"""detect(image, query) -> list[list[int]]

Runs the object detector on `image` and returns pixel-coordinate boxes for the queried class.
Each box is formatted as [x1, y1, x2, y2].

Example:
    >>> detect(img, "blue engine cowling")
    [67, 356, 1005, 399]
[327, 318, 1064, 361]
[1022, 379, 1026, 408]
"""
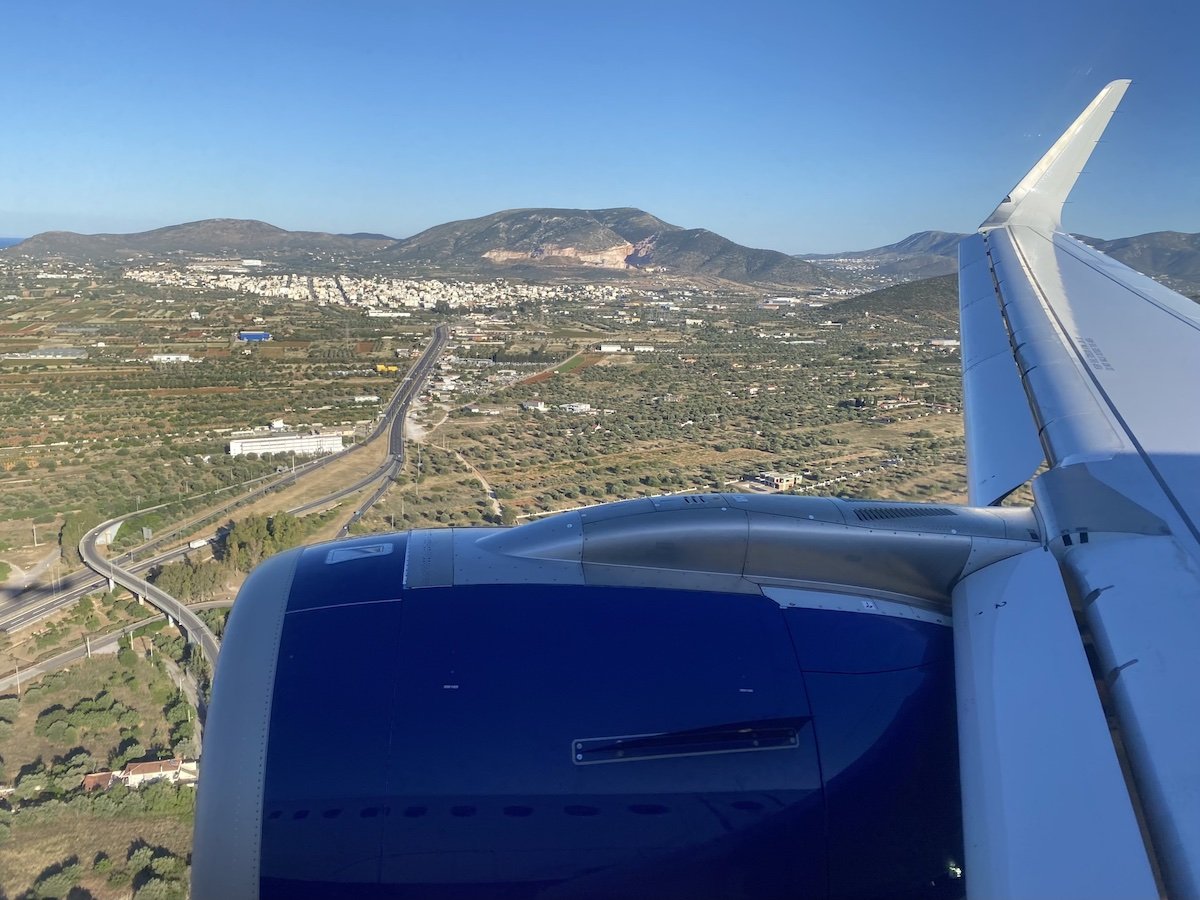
[195, 497, 1039, 897]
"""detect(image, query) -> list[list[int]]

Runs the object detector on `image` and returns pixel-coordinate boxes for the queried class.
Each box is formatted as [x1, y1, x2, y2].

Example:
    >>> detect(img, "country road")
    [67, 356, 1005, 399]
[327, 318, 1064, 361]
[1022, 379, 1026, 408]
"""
[451, 449, 502, 518]
[0, 620, 144, 693]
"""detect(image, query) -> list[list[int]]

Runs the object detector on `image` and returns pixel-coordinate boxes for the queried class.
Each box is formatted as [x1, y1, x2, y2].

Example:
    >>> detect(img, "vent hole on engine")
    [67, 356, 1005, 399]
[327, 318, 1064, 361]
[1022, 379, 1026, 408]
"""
[853, 505, 957, 521]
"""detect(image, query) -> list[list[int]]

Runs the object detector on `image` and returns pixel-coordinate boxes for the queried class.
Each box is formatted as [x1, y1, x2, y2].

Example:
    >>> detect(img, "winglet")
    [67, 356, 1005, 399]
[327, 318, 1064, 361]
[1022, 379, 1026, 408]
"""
[980, 79, 1131, 234]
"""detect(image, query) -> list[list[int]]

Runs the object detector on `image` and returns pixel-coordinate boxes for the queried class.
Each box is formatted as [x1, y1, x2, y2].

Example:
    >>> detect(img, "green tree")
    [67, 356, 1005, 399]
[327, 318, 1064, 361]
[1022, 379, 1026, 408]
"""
[268, 511, 304, 551]
[0, 695, 18, 722]
[31, 861, 82, 899]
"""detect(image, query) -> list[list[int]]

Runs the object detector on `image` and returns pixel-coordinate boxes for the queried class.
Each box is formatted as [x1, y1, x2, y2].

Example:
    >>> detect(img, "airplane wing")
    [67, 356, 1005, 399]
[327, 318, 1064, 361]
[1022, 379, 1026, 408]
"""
[190, 83, 1197, 899]
[956, 79, 1200, 897]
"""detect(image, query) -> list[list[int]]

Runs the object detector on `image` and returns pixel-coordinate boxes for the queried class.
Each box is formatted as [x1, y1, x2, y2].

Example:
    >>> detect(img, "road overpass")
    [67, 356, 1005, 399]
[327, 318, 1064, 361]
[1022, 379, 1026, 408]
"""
[66, 324, 451, 670]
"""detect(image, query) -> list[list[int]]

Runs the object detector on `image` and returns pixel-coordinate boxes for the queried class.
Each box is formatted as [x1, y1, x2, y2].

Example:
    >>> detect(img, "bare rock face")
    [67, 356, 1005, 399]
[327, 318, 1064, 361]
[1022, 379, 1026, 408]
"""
[627, 235, 658, 266]
[483, 242, 634, 268]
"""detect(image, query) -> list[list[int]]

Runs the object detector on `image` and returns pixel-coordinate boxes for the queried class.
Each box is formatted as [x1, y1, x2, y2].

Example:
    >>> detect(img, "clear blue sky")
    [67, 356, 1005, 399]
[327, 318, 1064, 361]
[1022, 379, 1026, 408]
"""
[2, 0, 1197, 251]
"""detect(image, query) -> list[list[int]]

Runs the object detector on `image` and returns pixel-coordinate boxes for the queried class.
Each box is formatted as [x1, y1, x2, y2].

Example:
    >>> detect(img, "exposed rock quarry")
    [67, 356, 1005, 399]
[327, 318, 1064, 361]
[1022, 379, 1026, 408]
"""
[483, 243, 634, 268]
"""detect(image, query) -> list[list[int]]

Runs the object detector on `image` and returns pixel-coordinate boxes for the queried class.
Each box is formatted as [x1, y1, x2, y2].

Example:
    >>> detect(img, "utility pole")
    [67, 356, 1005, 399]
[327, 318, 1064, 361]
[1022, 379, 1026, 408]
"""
[86, 635, 92, 659]
[32, 523, 38, 547]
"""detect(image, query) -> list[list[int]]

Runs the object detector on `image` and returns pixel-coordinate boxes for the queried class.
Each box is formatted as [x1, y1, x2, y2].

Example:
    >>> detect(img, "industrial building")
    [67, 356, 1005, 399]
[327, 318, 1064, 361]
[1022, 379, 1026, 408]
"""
[2, 347, 87, 360]
[237, 330, 272, 342]
[228, 433, 343, 458]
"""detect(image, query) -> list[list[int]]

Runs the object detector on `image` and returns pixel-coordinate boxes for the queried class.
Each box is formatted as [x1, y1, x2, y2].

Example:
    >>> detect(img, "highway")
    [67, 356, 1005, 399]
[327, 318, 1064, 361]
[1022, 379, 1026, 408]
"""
[62, 325, 449, 668]
[0, 462, 331, 633]
[0, 544, 194, 632]
[289, 323, 448, 524]
[337, 324, 448, 536]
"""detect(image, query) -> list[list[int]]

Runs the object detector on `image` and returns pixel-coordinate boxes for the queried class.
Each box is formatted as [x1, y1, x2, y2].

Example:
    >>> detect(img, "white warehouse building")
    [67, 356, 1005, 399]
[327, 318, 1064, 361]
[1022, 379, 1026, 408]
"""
[228, 433, 344, 458]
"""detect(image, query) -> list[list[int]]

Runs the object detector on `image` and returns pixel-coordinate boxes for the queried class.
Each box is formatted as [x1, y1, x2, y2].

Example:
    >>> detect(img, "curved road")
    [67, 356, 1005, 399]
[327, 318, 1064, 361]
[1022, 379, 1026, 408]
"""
[80, 518, 222, 665]
[69, 325, 450, 667]
[0, 463, 328, 629]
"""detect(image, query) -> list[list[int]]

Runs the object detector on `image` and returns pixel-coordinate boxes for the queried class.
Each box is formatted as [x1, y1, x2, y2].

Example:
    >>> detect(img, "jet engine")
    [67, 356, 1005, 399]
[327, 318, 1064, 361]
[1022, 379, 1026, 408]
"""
[193, 494, 1038, 898]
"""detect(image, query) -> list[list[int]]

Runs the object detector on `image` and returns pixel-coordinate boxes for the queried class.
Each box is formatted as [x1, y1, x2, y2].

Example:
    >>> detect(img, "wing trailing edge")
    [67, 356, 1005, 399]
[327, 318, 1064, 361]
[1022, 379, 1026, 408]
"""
[958, 79, 1200, 896]
[958, 233, 1045, 505]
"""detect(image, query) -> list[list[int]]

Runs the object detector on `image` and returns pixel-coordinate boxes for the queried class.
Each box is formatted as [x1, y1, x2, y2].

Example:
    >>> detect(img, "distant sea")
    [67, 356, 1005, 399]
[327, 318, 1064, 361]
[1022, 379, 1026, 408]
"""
[0, 238, 22, 249]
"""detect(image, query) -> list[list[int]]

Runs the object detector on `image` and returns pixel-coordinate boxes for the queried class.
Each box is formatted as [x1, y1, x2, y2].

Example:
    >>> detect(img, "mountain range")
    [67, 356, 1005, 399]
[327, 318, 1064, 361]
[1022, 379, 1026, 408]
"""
[5, 219, 393, 261]
[6, 213, 1200, 296]
[796, 230, 965, 282]
[1080, 232, 1200, 295]
[3, 209, 842, 291]
[800, 230, 1200, 297]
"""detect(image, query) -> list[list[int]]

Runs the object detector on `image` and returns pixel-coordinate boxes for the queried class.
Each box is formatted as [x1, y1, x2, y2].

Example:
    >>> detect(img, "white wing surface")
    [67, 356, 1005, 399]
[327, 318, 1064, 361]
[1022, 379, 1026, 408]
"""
[958, 80, 1200, 898]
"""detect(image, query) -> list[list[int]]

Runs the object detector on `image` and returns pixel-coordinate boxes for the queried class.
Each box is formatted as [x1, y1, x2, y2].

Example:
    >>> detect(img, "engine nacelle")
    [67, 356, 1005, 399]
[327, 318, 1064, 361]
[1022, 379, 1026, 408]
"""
[194, 495, 1038, 898]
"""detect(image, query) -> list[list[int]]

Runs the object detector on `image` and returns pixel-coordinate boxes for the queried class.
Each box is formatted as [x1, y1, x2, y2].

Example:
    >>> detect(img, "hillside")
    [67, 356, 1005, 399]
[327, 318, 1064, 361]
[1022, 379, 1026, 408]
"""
[803, 229, 1200, 297]
[4, 219, 395, 263]
[798, 230, 966, 285]
[631, 227, 841, 285]
[377, 207, 843, 289]
[832, 274, 959, 328]
[1080, 231, 1200, 295]
[379, 208, 642, 268]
